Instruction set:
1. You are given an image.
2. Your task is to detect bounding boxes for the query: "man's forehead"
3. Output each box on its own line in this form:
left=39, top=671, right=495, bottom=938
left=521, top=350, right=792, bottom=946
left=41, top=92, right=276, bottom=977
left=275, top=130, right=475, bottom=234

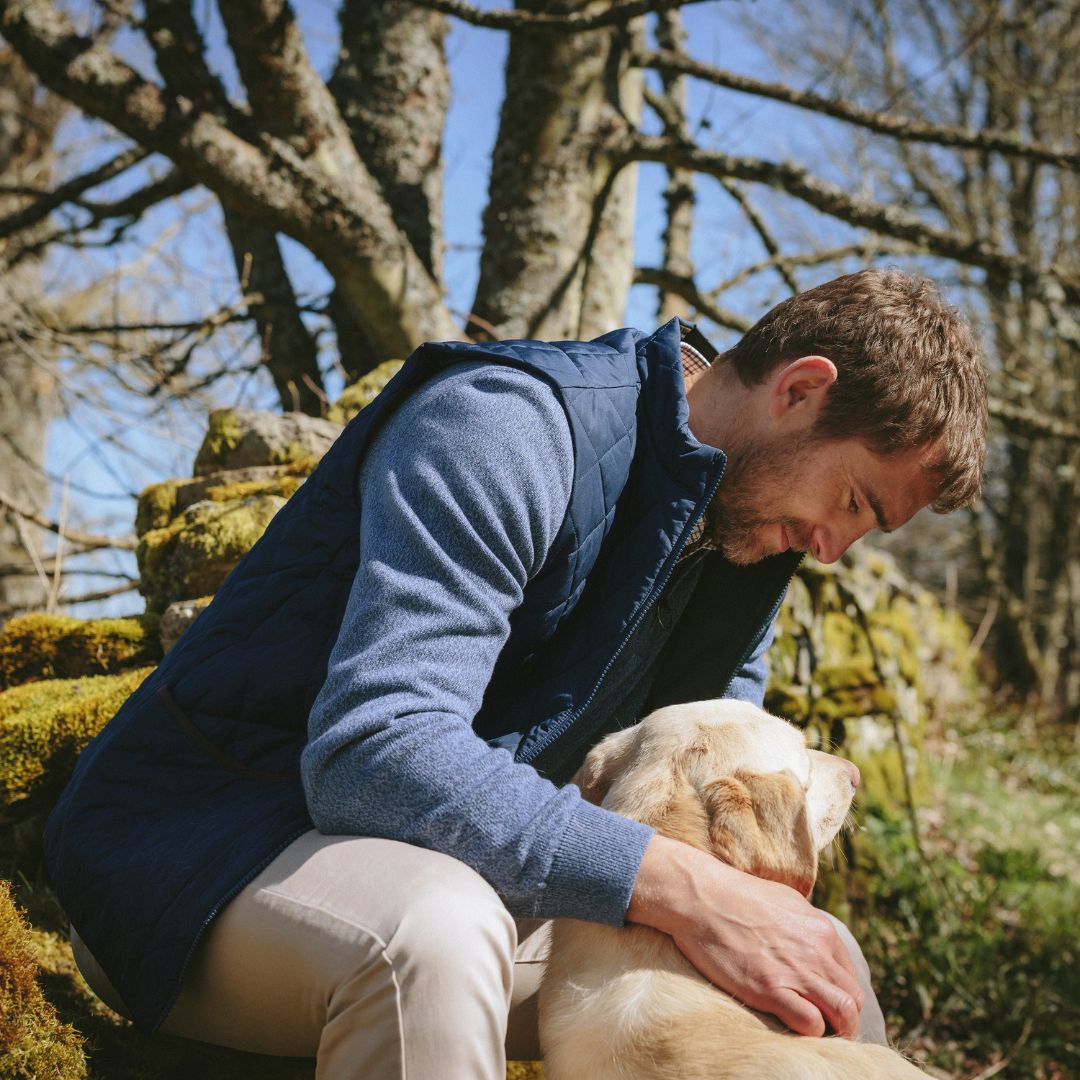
left=846, top=440, right=940, bottom=530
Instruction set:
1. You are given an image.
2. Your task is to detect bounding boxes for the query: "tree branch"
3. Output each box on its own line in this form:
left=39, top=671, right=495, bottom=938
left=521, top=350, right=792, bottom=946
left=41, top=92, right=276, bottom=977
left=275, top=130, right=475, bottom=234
left=216, top=0, right=357, bottom=168
left=406, top=0, right=708, bottom=31
left=633, top=266, right=750, bottom=332
left=637, top=48, right=1080, bottom=171
left=144, top=0, right=324, bottom=414
left=0, top=488, right=137, bottom=549
left=621, top=134, right=1080, bottom=303
left=718, top=178, right=799, bottom=295
left=0, top=0, right=458, bottom=353
left=0, top=142, right=146, bottom=240
left=988, top=397, right=1080, bottom=443
left=708, top=241, right=917, bottom=297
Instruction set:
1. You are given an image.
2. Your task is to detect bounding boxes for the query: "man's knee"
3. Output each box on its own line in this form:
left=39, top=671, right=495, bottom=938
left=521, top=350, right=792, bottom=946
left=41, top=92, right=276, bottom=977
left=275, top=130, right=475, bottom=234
left=384, top=853, right=517, bottom=997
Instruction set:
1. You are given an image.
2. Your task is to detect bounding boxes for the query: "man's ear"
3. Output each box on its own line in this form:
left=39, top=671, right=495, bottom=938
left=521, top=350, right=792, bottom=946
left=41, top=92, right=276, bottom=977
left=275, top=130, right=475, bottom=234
left=768, top=355, right=837, bottom=425
left=571, top=726, right=641, bottom=806
left=702, top=769, right=818, bottom=897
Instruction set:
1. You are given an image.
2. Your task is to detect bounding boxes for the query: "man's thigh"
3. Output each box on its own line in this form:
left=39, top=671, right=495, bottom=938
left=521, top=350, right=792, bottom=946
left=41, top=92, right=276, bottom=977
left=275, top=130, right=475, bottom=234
left=155, top=831, right=518, bottom=1065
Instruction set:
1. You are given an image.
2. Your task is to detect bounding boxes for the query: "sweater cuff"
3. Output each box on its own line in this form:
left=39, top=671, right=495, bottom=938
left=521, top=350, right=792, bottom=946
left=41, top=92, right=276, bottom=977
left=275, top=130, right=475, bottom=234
left=527, top=796, right=654, bottom=925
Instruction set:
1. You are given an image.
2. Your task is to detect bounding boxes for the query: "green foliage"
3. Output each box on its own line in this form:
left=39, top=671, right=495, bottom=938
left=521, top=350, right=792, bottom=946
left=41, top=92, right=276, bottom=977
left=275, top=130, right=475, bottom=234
left=0, top=880, right=87, bottom=1080
left=822, top=706, right=1080, bottom=1079
left=326, top=360, right=404, bottom=425
left=0, top=614, right=161, bottom=691
left=0, top=669, right=154, bottom=822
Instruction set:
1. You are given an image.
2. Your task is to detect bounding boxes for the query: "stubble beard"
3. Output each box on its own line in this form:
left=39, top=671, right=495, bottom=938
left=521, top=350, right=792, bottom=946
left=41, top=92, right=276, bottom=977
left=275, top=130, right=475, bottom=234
left=707, top=432, right=815, bottom=565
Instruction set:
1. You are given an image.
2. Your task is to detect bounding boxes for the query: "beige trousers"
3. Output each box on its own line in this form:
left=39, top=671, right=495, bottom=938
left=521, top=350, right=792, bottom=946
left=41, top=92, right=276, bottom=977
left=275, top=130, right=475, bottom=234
left=72, top=829, right=886, bottom=1079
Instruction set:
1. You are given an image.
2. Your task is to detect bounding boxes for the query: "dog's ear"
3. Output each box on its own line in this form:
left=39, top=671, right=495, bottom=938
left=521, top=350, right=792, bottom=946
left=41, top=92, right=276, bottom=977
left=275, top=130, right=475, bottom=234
left=702, top=769, right=818, bottom=897
left=571, top=726, right=640, bottom=806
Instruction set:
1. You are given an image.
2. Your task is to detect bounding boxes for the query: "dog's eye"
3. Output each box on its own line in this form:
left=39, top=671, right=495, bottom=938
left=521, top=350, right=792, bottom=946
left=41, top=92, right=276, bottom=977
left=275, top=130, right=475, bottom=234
left=848, top=494, right=859, bottom=515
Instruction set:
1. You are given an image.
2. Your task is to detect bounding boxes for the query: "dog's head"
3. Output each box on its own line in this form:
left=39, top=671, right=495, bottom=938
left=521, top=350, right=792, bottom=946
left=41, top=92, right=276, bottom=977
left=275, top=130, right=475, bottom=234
left=572, top=701, right=859, bottom=898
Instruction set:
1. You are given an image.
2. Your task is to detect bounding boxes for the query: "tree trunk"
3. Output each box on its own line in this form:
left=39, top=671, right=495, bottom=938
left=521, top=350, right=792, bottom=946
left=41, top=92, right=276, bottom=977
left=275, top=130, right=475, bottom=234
left=0, top=49, right=61, bottom=621
left=327, top=0, right=450, bottom=376
left=469, top=0, right=642, bottom=340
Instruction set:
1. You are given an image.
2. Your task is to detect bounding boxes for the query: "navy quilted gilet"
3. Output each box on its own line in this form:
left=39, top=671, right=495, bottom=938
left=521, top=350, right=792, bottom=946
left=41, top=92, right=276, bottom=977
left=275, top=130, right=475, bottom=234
left=42, top=319, right=798, bottom=1030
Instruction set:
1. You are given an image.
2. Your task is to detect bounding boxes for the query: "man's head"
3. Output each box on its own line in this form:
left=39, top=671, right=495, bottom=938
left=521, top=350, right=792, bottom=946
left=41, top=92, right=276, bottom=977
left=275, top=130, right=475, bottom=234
left=689, top=268, right=988, bottom=565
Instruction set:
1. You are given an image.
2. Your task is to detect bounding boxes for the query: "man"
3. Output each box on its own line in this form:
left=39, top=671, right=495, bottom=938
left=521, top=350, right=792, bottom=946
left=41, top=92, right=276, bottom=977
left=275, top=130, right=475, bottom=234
left=48, top=268, right=986, bottom=1079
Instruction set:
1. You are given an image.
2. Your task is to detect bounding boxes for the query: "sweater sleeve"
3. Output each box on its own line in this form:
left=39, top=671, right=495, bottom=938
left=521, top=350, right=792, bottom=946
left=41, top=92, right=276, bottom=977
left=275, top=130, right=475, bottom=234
left=301, top=361, right=654, bottom=924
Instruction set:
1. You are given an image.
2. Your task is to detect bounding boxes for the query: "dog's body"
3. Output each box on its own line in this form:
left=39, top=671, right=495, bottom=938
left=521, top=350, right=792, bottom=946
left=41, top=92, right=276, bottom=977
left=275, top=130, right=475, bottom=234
left=539, top=701, right=931, bottom=1080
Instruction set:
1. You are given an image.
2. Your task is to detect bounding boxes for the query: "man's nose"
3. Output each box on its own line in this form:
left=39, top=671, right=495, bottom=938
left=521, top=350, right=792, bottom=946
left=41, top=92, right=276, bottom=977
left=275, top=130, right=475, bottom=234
left=810, top=529, right=848, bottom=564
left=811, top=522, right=868, bottom=564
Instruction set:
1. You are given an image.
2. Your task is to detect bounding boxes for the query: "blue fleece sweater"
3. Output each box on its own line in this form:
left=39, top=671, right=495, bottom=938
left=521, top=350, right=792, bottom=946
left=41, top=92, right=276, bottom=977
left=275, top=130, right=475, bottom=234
left=302, top=362, right=655, bottom=925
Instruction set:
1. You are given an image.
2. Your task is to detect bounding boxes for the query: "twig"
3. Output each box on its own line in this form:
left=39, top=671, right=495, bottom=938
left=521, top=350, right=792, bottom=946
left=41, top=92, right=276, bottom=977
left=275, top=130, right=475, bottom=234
left=406, top=0, right=710, bottom=32
left=11, top=512, right=51, bottom=597
left=46, top=475, right=70, bottom=612
left=0, top=489, right=137, bottom=551
left=54, top=580, right=141, bottom=607
left=833, top=577, right=939, bottom=880
left=966, top=591, right=999, bottom=659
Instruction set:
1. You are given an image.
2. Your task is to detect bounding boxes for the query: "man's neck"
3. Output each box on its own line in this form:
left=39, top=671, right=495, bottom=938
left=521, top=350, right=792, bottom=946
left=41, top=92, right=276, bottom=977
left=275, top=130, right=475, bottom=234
left=685, top=353, right=763, bottom=457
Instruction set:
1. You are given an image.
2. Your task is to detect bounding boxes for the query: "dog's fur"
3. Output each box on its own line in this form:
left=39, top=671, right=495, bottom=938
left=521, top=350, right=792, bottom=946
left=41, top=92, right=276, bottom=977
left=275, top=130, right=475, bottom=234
left=539, top=700, right=931, bottom=1080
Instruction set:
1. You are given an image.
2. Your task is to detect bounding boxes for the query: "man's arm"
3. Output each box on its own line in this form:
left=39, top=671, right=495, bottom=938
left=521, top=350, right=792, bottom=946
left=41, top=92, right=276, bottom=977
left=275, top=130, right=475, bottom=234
left=301, top=362, right=655, bottom=924
left=723, top=614, right=778, bottom=706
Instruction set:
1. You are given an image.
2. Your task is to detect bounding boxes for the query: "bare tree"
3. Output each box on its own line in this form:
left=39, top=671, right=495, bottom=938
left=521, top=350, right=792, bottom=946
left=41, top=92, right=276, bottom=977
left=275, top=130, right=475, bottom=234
left=0, top=0, right=1076, bottom=721
left=734, top=0, right=1080, bottom=714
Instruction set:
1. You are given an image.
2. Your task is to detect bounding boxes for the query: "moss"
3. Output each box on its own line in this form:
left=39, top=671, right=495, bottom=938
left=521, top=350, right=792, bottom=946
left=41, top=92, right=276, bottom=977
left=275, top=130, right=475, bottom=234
left=506, top=1064, right=544, bottom=1079
left=137, top=494, right=287, bottom=613
left=137, top=462, right=313, bottom=537
left=193, top=410, right=333, bottom=478
left=766, top=547, right=975, bottom=820
left=0, top=614, right=161, bottom=691
left=326, top=360, right=404, bottom=425
left=0, top=668, right=153, bottom=822
left=135, top=478, right=183, bottom=536
left=0, top=881, right=88, bottom=1079
left=198, top=473, right=306, bottom=509
left=192, top=409, right=248, bottom=477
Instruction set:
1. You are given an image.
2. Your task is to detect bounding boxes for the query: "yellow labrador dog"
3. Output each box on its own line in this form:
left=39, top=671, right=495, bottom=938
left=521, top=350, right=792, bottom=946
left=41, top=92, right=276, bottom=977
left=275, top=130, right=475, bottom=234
left=539, top=700, right=930, bottom=1080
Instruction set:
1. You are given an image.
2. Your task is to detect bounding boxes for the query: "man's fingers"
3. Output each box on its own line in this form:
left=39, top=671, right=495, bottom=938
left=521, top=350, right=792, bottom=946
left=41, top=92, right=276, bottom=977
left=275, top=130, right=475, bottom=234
left=765, top=988, right=826, bottom=1038
left=804, top=971, right=862, bottom=1039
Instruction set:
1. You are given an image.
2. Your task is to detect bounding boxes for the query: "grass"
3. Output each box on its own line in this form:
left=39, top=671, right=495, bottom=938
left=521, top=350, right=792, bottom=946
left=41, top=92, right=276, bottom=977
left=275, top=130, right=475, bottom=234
left=844, top=705, right=1080, bottom=1079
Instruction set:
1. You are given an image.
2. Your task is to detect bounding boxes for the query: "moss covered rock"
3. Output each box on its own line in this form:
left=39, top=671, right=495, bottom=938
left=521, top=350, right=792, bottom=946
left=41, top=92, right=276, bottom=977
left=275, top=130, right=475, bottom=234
left=193, top=410, right=339, bottom=477
left=0, top=668, right=153, bottom=822
left=137, top=494, right=287, bottom=613
left=0, top=614, right=161, bottom=691
left=766, top=547, right=975, bottom=816
left=326, top=360, right=404, bottom=425
left=0, top=880, right=87, bottom=1079
left=136, top=463, right=314, bottom=537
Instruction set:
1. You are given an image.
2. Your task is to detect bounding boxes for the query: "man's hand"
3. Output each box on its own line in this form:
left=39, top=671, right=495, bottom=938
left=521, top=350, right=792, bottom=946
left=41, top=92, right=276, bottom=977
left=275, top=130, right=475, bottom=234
left=626, top=834, right=864, bottom=1038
